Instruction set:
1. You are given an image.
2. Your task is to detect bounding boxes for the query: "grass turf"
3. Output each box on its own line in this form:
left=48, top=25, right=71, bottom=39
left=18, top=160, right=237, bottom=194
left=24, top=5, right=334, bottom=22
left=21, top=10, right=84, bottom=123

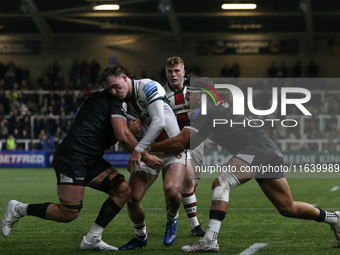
left=0, top=168, right=339, bottom=254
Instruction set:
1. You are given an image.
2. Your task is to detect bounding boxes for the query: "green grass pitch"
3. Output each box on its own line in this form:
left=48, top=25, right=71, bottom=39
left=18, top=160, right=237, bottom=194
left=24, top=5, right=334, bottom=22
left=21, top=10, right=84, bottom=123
left=0, top=168, right=339, bottom=255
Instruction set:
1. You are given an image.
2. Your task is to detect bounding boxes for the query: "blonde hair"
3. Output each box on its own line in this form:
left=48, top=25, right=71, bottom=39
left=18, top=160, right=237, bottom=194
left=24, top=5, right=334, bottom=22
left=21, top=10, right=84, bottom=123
left=165, top=56, right=185, bottom=69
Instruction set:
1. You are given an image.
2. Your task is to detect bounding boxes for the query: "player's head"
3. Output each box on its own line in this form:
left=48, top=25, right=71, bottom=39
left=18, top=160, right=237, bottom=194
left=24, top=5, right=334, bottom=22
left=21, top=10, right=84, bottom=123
left=185, top=75, right=214, bottom=109
left=98, top=65, right=132, bottom=100
left=165, top=56, right=185, bottom=89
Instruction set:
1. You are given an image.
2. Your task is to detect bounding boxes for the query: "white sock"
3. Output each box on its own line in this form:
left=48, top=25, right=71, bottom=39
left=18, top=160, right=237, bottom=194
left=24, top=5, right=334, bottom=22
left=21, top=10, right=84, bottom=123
left=134, top=221, right=147, bottom=240
left=167, top=210, right=179, bottom=223
left=203, top=219, right=222, bottom=244
left=86, top=223, right=104, bottom=242
left=15, top=203, right=28, bottom=217
left=324, top=211, right=339, bottom=225
left=182, top=192, right=200, bottom=229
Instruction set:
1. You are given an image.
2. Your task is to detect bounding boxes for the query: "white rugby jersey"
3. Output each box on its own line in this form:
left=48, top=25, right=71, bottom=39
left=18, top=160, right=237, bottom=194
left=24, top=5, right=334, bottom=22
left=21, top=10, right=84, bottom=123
left=163, top=83, right=190, bottom=130
left=127, top=79, right=180, bottom=153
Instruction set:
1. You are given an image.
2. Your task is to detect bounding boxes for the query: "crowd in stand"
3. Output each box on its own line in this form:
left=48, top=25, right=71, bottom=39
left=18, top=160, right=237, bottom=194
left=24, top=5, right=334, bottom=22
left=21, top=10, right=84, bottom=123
left=0, top=59, right=339, bottom=152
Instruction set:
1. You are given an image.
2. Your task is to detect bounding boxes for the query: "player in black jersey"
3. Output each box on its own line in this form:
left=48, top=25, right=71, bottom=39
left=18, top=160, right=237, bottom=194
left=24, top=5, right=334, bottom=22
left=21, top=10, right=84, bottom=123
left=150, top=78, right=340, bottom=252
left=1, top=88, right=162, bottom=251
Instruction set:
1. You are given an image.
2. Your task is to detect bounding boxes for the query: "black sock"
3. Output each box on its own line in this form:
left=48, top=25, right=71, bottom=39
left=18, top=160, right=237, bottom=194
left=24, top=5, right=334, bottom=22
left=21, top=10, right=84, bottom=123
left=94, top=198, right=121, bottom=228
left=315, top=208, right=326, bottom=222
left=27, top=203, right=52, bottom=219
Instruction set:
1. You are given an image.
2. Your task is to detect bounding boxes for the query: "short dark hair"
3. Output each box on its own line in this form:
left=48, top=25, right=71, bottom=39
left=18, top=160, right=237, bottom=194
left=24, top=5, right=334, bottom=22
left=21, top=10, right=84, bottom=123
left=97, top=65, right=126, bottom=84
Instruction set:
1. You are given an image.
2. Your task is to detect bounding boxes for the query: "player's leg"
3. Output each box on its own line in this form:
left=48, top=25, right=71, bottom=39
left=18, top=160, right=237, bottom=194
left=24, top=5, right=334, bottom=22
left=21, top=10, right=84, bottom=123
left=119, top=169, right=157, bottom=250
left=162, top=159, right=186, bottom=245
left=1, top=162, right=86, bottom=238
left=182, top=157, right=254, bottom=252
left=260, top=177, right=340, bottom=247
left=182, top=150, right=205, bottom=236
left=80, top=166, right=129, bottom=251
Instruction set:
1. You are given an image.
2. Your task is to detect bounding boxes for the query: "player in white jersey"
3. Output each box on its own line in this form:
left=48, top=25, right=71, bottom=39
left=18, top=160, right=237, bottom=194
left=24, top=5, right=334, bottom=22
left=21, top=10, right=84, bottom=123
left=97, top=65, right=186, bottom=249
left=164, top=56, right=205, bottom=237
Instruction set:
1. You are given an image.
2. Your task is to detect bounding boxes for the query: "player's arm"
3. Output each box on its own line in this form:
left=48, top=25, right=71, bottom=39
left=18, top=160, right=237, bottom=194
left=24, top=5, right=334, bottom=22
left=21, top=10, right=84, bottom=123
left=112, top=117, right=163, bottom=170
left=111, top=117, right=139, bottom=152
left=134, top=98, right=165, bottom=153
left=149, top=127, right=205, bottom=152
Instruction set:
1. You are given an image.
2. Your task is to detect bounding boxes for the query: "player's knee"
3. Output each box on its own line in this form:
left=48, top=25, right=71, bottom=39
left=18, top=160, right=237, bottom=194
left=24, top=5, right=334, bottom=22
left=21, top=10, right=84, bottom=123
left=117, top=181, right=131, bottom=201
left=164, top=186, right=180, bottom=202
left=61, top=211, right=79, bottom=223
left=183, top=177, right=195, bottom=190
left=277, top=203, right=296, bottom=218
left=128, top=190, right=142, bottom=205
left=99, top=171, right=125, bottom=194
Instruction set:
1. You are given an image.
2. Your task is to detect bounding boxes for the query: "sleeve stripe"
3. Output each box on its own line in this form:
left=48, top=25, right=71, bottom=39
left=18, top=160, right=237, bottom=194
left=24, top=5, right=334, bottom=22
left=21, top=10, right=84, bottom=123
left=184, top=126, right=199, bottom=133
left=147, top=96, right=165, bottom=106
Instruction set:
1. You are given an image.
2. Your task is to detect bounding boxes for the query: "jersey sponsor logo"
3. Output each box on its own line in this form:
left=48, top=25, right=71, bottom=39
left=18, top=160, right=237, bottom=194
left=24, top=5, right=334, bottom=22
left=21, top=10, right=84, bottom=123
left=143, top=81, right=158, bottom=101
left=175, top=153, right=182, bottom=159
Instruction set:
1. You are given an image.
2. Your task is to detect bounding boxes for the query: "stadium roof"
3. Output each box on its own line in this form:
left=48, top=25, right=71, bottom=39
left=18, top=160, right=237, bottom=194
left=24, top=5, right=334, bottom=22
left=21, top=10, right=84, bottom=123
left=1, top=0, right=340, bottom=48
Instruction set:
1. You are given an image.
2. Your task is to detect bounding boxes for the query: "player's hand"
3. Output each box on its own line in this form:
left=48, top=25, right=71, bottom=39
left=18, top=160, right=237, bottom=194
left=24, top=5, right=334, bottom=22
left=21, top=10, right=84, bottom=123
left=142, top=152, right=163, bottom=170
left=127, top=150, right=142, bottom=173
left=128, top=118, right=143, bottom=135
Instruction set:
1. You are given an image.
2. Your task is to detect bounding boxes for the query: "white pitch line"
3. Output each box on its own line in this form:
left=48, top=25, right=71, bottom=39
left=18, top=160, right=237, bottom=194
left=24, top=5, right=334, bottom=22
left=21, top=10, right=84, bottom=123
left=239, top=243, right=268, bottom=255
left=12, top=177, right=38, bottom=181
left=331, top=186, right=339, bottom=192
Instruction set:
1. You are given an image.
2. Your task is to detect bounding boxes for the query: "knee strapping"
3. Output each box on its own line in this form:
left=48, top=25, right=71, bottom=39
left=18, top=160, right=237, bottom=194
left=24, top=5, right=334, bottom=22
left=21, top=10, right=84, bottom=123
left=59, top=199, right=83, bottom=213
left=99, top=171, right=125, bottom=193
left=211, top=171, right=241, bottom=202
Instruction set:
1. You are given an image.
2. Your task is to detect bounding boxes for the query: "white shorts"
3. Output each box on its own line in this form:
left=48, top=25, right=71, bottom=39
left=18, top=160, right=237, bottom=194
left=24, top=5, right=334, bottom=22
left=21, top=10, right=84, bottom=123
left=137, top=151, right=186, bottom=176
left=187, top=142, right=204, bottom=185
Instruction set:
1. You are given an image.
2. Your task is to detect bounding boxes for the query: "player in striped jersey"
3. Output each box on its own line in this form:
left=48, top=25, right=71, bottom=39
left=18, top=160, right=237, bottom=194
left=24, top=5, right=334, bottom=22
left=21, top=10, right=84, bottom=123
left=97, top=65, right=186, bottom=249
left=164, top=56, right=205, bottom=237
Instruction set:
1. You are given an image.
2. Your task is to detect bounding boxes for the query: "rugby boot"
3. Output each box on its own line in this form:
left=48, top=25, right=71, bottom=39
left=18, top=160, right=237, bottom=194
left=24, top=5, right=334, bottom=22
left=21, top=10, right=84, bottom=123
left=181, top=239, right=219, bottom=252
left=1, top=200, right=23, bottom=237
left=163, top=220, right=177, bottom=245
left=119, top=236, right=148, bottom=250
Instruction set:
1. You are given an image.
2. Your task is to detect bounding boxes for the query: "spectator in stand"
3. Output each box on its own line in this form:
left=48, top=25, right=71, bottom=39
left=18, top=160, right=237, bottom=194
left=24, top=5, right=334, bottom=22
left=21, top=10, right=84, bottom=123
left=19, top=101, right=28, bottom=116
left=0, top=119, right=8, bottom=136
left=38, top=129, right=46, bottom=140
left=292, top=60, right=302, bottom=77
left=220, top=63, right=231, bottom=77
left=70, top=59, right=81, bottom=84
left=267, top=62, right=278, bottom=78
left=40, top=134, right=54, bottom=151
left=6, top=134, right=16, bottom=150
left=10, top=115, right=22, bottom=134
left=70, top=95, right=80, bottom=113
left=276, top=62, right=288, bottom=78
left=41, top=115, right=54, bottom=137
left=39, top=76, right=52, bottom=90
left=0, top=103, right=5, bottom=117
left=64, top=120, right=72, bottom=135
left=0, top=61, right=6, bottom=80
left=59, top=111, right=68, bottom=131
left=55, top=126, right=67, bottom=142
left=21, top=66, right=30, bottom=83
left=231, top=61, right=240, bottom=78
left=5, top=64, right=16, bottom=90
left=81, top=58, right=91, bottom=83
left=307, top=60, right=319, bottom=77
left=22, top=115, right=31, bottom=136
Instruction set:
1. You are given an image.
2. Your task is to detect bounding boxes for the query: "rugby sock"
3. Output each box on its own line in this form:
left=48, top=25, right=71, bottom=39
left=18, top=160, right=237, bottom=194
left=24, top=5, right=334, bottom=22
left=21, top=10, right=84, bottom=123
left=134, top=221, right=147, bottom=240
left=86, top=223, right=104, bottom=242
left=316, top=208, right=338, bottom=224
left=167, top=210, right=179, bottom=223
left=182, top=192, right=200, bottom=229
left=203, top=219, right=222, bottom=244
left=27, top=203, right=52, bottom=219
left=94, top=198, right=121, bottom=228
left=203, top=210, right=226, bottom=244
left=15, top=203, right=28, bottom=217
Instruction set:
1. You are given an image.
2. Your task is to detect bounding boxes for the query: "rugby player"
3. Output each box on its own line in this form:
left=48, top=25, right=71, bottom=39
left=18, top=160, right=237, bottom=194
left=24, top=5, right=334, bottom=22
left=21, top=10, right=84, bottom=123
left=1, top=84, right=162, bottom=251
left=97, top=65, right=186, bottom=249
left=164, top=56, right=205, bottom=236
left=149, top=76, right=340, bottom=252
